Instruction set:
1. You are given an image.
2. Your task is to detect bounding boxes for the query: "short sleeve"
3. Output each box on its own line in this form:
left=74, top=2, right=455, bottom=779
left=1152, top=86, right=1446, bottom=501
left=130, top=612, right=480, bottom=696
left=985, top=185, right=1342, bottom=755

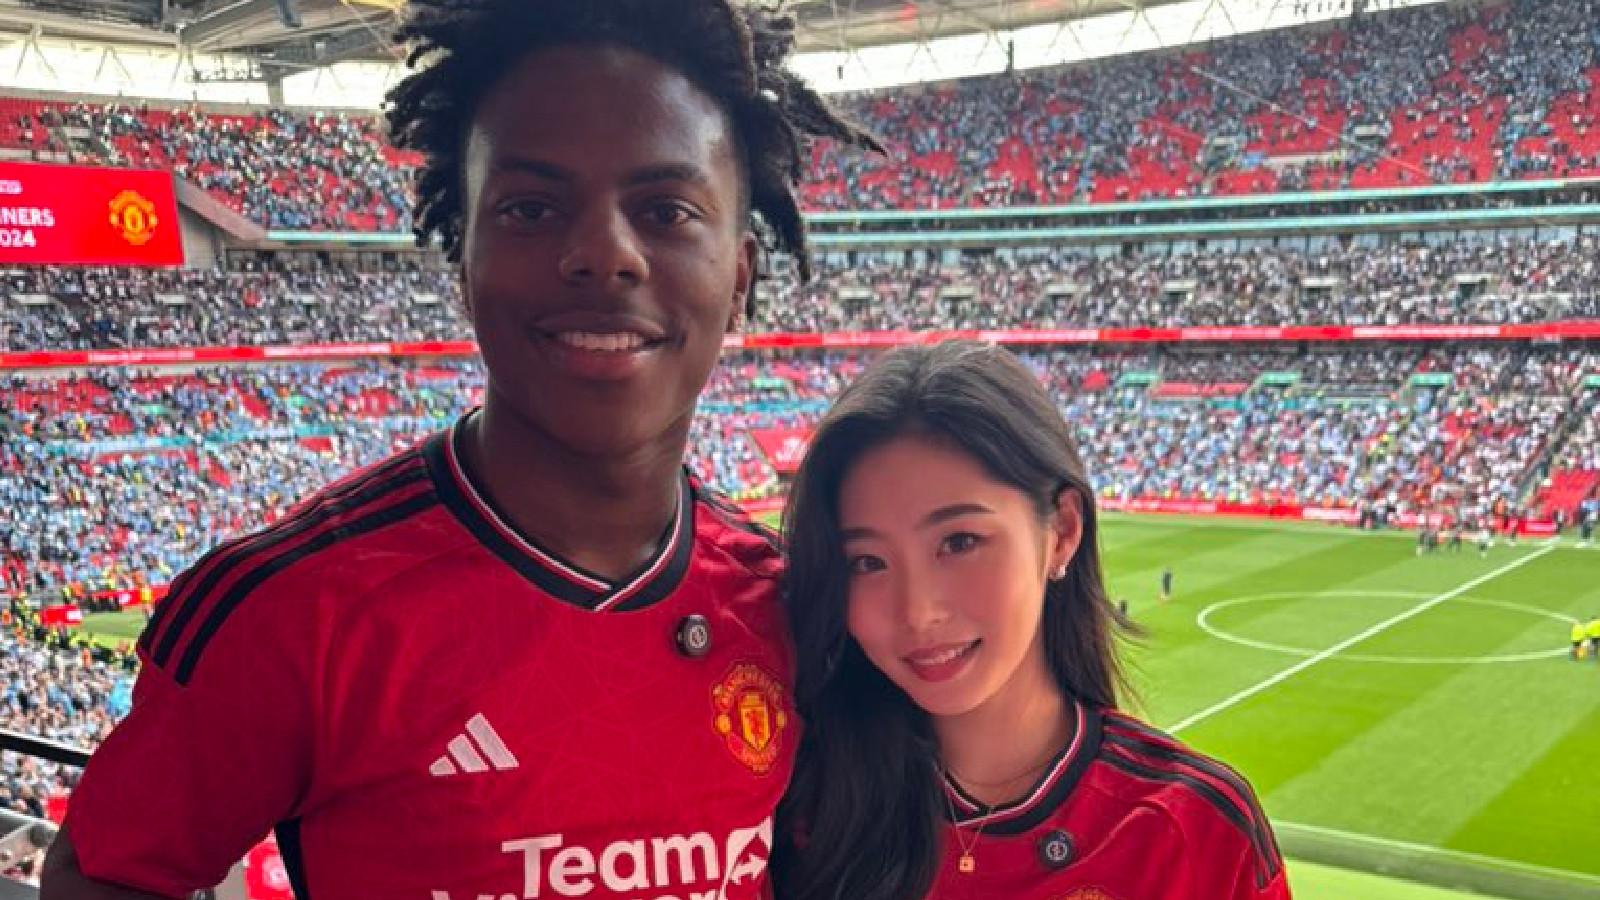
left=63, top=596, right=315, bottom=898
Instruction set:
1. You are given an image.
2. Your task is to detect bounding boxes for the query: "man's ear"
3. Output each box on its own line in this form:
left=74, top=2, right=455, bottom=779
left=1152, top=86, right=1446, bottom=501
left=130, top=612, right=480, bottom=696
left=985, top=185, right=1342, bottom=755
left=457, top=268, right=475, bottom=320
left=729, top=232, right=759, bottom=332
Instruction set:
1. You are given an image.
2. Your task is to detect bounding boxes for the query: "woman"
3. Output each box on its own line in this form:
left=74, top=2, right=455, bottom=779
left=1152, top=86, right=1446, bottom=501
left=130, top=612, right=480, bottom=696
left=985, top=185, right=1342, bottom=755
left=776, top=342, right=1289, bottom=900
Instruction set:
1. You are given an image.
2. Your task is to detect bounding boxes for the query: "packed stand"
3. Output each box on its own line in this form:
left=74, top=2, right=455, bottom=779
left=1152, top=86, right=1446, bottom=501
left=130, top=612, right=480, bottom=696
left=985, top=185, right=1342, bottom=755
left=1, top=363, right=480, bottom=603
left=765, top=240, right=1600, bottom=334
left=0, top=263, right=467, bottom=351
left=9, top=1, right=1600, bottom=220
left=1362, top=348, right=1575, bottom=520
left=0, top=99, right=416, bottom=231
left=8, top=237, right=1600, bottom=354
left=10, top=345, right=1598, bottom=612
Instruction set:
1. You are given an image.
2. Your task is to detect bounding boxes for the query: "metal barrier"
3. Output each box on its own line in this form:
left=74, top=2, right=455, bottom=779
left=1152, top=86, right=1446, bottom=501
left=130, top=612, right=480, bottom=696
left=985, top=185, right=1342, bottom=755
left=0, top=730, right=79, bottom=900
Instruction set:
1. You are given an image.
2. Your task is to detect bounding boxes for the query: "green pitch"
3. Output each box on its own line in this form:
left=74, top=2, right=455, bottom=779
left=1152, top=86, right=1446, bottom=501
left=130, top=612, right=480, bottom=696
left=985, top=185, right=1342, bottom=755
left=78, top=609, right=147, bottom=649
left=747, top=510, right=1600, bottom=900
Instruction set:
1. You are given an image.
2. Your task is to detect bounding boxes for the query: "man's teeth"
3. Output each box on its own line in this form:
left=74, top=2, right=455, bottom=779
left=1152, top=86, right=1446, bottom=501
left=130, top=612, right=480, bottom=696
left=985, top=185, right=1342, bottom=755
left=555, top=331, right=648, bottom=352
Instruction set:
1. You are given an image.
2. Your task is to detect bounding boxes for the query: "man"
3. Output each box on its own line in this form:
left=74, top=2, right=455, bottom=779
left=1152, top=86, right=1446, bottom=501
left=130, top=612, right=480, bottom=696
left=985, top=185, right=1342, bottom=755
left=43, top=2, right=878, bottom=898
left=1574, top=619, right=1589, bottom=662
left=1589, top=615, right=1600, bottom=664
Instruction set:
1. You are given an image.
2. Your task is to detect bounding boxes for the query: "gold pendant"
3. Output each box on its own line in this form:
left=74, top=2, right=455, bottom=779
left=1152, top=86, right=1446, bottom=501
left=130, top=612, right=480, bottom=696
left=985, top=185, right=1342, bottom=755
left=958, top=854, right=976, bottom=874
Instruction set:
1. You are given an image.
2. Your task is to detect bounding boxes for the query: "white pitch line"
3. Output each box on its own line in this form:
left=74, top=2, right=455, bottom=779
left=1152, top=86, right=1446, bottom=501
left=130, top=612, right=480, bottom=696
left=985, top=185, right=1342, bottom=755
left=1167, top=543, right=1557, bottom=735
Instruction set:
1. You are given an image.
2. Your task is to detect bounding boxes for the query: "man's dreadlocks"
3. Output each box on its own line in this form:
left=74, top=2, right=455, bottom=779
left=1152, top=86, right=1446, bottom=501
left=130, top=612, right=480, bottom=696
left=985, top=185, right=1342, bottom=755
left=385, top=0, right=881, bottom=284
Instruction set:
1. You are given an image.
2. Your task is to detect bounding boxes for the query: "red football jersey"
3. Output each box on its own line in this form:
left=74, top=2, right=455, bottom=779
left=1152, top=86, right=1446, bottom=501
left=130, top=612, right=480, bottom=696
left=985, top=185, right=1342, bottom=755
left=66, top=417, right=794, bottom=900
left=931, top=701, right=1290, bottom=900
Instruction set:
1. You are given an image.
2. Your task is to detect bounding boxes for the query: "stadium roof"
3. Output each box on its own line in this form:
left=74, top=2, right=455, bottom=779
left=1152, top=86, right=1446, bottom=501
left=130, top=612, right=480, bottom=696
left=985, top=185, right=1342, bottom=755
left=0, top=0, right=1446, bottom=104
left=791, top=0, right=1189, bottom=52
left=0, top=0, right=1191, bottom=60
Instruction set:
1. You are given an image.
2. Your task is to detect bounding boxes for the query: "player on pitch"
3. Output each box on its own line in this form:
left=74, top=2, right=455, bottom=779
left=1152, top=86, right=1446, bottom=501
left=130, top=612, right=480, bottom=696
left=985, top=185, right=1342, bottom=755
left=43, top=1, right=876, bottom=897
left=774, top=342, right=1290, bottom=900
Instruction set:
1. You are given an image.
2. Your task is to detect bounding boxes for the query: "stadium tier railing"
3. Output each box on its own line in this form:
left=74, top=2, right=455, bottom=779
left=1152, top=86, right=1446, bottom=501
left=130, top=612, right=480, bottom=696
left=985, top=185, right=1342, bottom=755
left=0, top=732, right=73, bottom=899
left=4, top=322, right=1600, bottom=371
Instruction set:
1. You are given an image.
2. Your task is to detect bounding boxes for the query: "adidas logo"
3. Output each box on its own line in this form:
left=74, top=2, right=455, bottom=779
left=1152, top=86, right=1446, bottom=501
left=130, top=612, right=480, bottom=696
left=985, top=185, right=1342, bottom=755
left=429, top=713, right=519, bottom=776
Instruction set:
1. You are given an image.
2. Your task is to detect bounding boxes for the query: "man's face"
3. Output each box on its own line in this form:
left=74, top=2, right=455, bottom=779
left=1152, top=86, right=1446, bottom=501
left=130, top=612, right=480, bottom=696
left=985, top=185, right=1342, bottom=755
left=460, top=44, right=756, bottom=456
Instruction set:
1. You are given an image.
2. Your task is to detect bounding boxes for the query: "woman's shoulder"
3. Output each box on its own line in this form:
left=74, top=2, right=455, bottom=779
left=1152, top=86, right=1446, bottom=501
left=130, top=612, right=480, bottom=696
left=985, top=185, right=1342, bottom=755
left=1089, top=710, right=1283, bottom=882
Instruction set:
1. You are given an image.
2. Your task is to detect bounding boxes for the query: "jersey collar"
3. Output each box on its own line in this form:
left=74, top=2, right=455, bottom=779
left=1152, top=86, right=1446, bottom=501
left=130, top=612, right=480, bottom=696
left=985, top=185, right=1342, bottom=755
left=423, top=415, right=695, bottom=612
left=942, top=698, right=1104, bottom=836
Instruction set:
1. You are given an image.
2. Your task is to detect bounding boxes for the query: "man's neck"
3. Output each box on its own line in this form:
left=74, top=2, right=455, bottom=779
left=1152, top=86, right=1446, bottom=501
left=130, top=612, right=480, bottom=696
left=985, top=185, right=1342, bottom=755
left=464, top=398, right=687, bottom=583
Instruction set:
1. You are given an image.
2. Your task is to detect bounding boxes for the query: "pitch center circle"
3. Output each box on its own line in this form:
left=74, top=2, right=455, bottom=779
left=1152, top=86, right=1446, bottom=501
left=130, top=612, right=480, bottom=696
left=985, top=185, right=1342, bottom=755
left=1196, top=591, right=1575, bottom=664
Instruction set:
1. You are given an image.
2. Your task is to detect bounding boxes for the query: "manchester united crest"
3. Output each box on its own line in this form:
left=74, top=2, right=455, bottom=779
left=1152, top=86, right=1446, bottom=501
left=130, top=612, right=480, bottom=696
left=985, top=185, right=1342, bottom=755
left=711, top=663, right=788, bottom=775
left=107, top=190, right=159, bottom=246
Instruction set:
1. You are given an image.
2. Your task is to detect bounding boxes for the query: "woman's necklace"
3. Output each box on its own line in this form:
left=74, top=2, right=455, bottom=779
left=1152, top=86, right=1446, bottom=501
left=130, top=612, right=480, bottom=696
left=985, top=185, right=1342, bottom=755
left=941, top=747, right=1062, bottom=873
left=942, top=785, right=989, bottom=874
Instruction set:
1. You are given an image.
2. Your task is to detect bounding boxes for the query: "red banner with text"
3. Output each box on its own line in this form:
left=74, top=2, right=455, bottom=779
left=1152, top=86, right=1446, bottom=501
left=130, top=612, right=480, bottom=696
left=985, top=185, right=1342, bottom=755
left=37, top=605, right=84, bottom=627
left=749, top=427, right=814, bottom=475
left=0, top=162, right=183, bottom=266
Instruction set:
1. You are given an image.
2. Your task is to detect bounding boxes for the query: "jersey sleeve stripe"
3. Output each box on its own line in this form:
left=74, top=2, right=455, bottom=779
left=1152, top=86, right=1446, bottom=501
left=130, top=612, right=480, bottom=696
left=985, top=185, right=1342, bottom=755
left=1099, top=745, right=1281, bottom=888
left=141, top=452, right=425, bottom=664
left=146, top=461, right=430, bottom=671
left=172, top=487, right=439, bottom=685
left=1103, top=717, right=1277, bottom=849
left=1103, top=728, right=1258, bottom=818
left=1101, top=730, right=1284, bottom=884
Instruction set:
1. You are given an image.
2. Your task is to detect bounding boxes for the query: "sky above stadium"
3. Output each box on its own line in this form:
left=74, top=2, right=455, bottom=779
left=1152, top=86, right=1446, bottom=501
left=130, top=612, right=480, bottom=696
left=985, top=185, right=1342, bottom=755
left=0, top=0, right=1454, bottom=107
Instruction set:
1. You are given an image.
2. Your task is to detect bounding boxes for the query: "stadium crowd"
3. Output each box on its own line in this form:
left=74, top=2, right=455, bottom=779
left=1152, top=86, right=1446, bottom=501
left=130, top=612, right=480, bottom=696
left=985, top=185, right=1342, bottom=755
left=0, top=263, right=464, bottom=351
left=9, top=0, right=1600, bottom=221
left=5, top=100, right=415, bottom=231
left=6, top=236, right=1600, bottom=352
left=1, top=364, right=479, bottom=601
left=6, top=346, right=1596, bottom=617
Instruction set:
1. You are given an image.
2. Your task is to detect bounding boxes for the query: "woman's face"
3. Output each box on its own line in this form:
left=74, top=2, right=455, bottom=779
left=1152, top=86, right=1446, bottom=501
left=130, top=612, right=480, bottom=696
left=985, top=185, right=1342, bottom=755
left=838, top=434, right=1081, bottom=719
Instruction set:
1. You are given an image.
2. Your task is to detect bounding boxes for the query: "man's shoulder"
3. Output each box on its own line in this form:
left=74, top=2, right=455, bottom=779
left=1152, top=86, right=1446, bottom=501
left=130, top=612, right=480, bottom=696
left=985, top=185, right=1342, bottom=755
left=137, top=444, right=446, bottom=686
left=689, top=479, right=783, bottom=583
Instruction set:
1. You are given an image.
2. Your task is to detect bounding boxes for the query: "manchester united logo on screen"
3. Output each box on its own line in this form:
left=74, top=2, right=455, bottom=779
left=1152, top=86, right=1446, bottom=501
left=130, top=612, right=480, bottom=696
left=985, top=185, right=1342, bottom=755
left=107, top=190, right=160, bottom=246
left=711, top=663, right=788, bottom=775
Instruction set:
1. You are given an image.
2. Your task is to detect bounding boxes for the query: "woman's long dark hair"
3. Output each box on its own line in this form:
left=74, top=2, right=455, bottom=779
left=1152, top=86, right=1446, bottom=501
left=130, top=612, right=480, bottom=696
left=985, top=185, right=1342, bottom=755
left=773, top=342, right=1133, bottom=900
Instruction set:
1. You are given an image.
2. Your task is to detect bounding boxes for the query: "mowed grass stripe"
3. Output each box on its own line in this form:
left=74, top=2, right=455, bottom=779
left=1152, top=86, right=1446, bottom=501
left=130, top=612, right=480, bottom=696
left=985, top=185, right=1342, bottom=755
left=1170, top=544, right=1599, bottom=882
left=1431, top=546, right=1600, bottom=875
left=1446, top=703, right=1600, bottom=876
left=1256, top=640, right=1597, bottom=866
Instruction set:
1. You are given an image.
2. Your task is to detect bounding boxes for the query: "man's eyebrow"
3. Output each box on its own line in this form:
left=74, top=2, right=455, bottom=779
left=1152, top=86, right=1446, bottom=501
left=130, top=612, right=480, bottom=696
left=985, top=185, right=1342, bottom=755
left=489, top=157, right=575, bottom=181
left=488, top=158, right=712, bottom=190
left=623, top=163, right=714, bottom=189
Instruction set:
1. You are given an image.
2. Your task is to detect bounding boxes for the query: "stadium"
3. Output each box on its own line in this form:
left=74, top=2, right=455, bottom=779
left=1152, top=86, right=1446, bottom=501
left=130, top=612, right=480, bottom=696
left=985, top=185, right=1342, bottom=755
left=0, top=0, right=1598, bottom=897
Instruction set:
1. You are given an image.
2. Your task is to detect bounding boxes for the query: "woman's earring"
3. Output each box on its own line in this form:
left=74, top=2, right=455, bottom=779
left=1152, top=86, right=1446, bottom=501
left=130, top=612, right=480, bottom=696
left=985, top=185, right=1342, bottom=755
left=1050, top=563, right=1069, bottom=581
